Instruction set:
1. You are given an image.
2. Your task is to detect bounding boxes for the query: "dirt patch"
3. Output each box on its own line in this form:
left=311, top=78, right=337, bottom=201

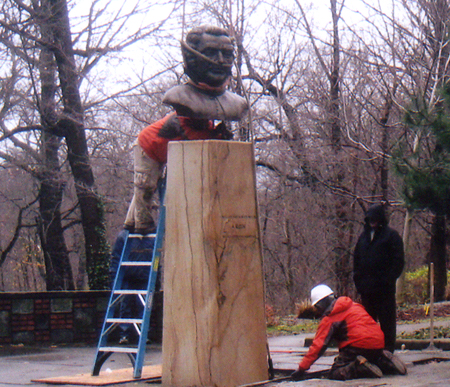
left=398, top=303, right=450, bottom=321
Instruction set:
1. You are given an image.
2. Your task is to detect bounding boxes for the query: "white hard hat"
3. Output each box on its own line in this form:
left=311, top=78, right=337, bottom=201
left=311, top=284, right=334, bottom=306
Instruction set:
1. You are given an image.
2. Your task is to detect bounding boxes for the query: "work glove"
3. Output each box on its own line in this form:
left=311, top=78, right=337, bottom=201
left=158, top=114, right=185, bottom=139
left=290, top=368, right=305, bottom=381
left=215, top=121, right=233, bottom=140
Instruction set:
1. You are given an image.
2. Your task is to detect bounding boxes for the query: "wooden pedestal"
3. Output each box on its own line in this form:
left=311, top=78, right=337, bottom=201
left=162, top=140, right=268, bottom=387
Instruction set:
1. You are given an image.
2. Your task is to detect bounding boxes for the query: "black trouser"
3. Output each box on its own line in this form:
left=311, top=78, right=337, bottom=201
left=329, top=347, right=383, bottom=380
left=360, top=289, right=397, bottom=352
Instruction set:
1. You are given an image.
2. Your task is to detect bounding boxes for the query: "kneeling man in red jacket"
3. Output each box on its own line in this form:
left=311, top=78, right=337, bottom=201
left=292, top=284, right=407, bottom=381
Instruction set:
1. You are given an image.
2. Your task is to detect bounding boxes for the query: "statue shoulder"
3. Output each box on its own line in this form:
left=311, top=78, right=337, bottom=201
left=162, top=84, right=248, bottom=121
left=162, top=85, right=190, bottom=105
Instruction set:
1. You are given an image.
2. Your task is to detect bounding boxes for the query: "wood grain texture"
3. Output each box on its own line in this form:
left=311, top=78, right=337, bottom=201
left=162, top=140, right=268, bottom=387
left=32, top=365, right=162, bottom=385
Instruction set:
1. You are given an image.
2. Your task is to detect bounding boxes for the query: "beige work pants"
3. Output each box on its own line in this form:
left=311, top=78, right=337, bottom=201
left=124, top=141, right=163, bottom=233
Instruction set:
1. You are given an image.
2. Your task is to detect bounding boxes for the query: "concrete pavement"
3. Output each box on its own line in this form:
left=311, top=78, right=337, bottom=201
left=0, top=344, right=162, bottom=387
left=267, top=330, right=450, bottom=387
left=2, top=320, right=450, bottom=387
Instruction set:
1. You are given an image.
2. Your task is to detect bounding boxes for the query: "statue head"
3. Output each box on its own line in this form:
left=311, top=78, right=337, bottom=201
left=181, top=25, right=235, bottom=88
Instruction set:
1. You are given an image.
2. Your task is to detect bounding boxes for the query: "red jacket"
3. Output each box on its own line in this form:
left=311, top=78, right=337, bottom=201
left=138, top=113, right=226, bottom=164
left=298, top=297, right=384, bottom=371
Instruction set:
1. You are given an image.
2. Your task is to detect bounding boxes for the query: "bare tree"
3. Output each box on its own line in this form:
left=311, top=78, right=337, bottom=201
left=355, top=0, right=450, bottom=301
left=0, top=0, right=178, bottom=289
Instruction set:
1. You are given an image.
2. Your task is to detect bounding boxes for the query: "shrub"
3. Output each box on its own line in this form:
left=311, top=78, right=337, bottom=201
left=402, top=266, right=450, bottom=304
left=398, top=326, right=450, bottom=340
left=403, top=266, right=429, bottom=304
left=265, top=304, right=279, bottom=327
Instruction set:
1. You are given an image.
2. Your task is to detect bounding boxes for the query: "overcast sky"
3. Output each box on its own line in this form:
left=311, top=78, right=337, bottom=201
left=69, top=0, right=399, bottom=96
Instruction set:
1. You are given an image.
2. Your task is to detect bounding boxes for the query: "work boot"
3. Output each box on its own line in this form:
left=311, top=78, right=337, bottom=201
left=356, top=355, right=383, bottom=378
left=378, top=350, right=407, bottom=375
left=123, top=224, right=135, bottom=233
left=134, top=219, right=156, bottom=235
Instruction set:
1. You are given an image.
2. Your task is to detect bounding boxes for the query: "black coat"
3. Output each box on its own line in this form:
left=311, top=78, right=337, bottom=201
left=353, top=205, right=405, bottom=295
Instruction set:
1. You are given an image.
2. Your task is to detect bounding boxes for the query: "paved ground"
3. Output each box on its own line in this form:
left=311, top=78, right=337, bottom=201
left=267, top=332, right=450, bottom=387
left=2, top=319, right=450, bottom=387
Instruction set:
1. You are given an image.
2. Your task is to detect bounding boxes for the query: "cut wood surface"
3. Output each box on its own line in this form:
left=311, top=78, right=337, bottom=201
left=31, top=365, right=162, bottom=385
left=163, top=140, right=268, bottom=387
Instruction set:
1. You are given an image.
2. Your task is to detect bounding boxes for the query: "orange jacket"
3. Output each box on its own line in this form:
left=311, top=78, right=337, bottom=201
left=138, top=113, right=226, bottom=164
left=298, top=297, right=384, bottom=371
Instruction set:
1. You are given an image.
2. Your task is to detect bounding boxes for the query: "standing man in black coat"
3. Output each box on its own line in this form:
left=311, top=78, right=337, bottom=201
left=353, top=204, right=405, bottom=353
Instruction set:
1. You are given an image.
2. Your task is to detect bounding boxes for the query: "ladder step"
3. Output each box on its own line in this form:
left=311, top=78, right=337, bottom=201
left=121, top=261, right=152, bottom=267
left=106, top=318, right=143, bottom=324
left=113, top=290, right=148, bottom=295
left=128, top=233, right=156, bottom=238
left=99, top=346, right=138, bottom=354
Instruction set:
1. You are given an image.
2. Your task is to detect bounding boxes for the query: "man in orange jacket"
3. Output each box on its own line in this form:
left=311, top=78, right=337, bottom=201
left=291, top=285, right=407, bottom=381
left=123, top=25, right=247, bottom=234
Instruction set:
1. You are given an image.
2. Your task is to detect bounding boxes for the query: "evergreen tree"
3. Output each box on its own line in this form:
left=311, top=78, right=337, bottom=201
left=393, top=85, right=450, bottom=301
left=395, top=87, right=450, bottom=214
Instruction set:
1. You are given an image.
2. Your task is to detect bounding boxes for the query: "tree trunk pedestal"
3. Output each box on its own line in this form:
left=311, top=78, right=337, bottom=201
left=162, top=140, right=268, bottom=387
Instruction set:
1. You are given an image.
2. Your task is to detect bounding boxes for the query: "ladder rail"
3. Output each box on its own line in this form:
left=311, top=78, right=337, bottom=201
left=132, top=204, right=166, bottom=378
left=94, top=244, right=130, bottom=351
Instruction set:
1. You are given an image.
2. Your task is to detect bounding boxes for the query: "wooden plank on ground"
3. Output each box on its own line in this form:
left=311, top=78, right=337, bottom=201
left=31, top=364, right=161, bottom=385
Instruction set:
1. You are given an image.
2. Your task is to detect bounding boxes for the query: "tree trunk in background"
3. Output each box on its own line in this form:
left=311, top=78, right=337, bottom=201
left=42, top=0, right=109, bottom=289
left=429, top=214, right=447, bottom=301
left=37, top=6, right=74, bottom=290
left=38, top=134, right=74, bottom=290
left=397, top=209, right=413, bottom=303
left=329, top=0, right=352, bottom=295
left=230, top=7, right=250, bottom=142
left=329, top=0, right=341, bottom=152
left=380, top=89, right=396, bottom=203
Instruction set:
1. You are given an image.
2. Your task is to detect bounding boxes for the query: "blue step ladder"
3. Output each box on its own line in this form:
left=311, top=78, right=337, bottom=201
left=92, top=187, right=165, bottom=379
